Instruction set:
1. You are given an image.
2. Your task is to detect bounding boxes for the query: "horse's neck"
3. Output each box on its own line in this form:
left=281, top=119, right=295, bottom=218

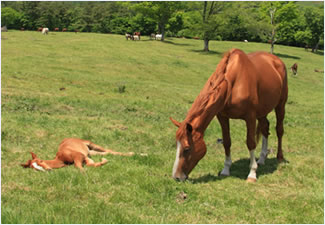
left=186, top=79, right=229, bottom=134
left=43, top=158, right=66, bottom=169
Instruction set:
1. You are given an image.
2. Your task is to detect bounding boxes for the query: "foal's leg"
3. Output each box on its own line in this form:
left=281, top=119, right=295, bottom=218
left=257, top=117, right=270, bottom=165
left=217, top=115, right=232, bottom=176
left=275, top=103, right=286, bottom=162
left=245, top=116, right=258, bottom=182
left=85, top=157, right=108, bottom=168
left=73, top=153, right=86, bottom=172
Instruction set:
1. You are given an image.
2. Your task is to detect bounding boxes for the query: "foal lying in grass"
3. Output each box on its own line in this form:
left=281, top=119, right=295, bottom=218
left=21, top=138, right=135, bottom=172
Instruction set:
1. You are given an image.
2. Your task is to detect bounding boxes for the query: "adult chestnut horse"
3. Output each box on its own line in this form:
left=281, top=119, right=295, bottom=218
left=170, top=48, right=288, bottom=182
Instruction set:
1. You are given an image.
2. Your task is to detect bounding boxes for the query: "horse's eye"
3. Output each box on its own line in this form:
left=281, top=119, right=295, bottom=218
left=183, top=147, right=190, bottom=153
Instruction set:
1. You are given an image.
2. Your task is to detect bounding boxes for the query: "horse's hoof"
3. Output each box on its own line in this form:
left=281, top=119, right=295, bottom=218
left=246, top=177, right=257, bottom=183
left=218, top=171, right=229, bottom=177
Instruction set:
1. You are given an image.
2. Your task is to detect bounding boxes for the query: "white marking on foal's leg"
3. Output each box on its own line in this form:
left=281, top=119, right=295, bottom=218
left=220, top=155, right=232, bottom=176
left=172, top=141, right=181, bottom=177
left=247, top=150, right=258, bottom=181
left=257, top=136, right=268, bottom=165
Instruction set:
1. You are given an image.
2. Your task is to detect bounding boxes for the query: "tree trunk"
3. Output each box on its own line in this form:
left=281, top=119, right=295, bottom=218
left=203, top=38, right=209, bottom=51
left=312, top=41, right=319, bottom=53
left=161, top=25, right=165, bottom=41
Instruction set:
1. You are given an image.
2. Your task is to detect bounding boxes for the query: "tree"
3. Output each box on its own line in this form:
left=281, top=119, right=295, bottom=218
left=304, top=7, right=324, bottom=52
left=1, top=7, right=21, bottom=28
left=201, top=1, right=228, bottom=51
left=133, top=2, right=182, bottom=41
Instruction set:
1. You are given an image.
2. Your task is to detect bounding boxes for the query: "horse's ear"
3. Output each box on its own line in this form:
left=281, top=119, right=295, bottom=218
left=186, top=123, right=193, bottom=134
left=170, top=117, right=181, bottom=127
left=30, top=152, right=37, bottom=159
left=21, top=160, right=31, bottom=168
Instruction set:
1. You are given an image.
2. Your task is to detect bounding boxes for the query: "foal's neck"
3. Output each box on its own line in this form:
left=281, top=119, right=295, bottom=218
left=43, top=158, right=66, bottom=169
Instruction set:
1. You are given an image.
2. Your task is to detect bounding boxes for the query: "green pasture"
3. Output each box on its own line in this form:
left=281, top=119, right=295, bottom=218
left=1, top=31, right=324, bottom=223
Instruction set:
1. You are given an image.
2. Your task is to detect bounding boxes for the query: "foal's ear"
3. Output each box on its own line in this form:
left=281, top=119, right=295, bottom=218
left=186, top=123, right=193, bottom=134
left=21, top=160, right=31, bottom=168
left=30, top=152, right=38, bottom=159
left=170, top=117, right=181, bottom=127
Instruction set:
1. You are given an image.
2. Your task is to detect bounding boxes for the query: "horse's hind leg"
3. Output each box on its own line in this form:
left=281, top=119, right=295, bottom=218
left=275, top=103, right=286, bottom=162
left=257, top=117, right=270, bottom=165
left=217, top=115, right=232, bottom=176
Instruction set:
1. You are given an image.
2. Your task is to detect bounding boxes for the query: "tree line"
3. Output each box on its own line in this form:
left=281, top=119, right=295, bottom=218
left=1, top=1, right=324, bottom=52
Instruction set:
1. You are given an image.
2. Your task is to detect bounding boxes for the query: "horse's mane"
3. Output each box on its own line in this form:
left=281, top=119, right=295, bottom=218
left=185, top=49, right=238, bottom=123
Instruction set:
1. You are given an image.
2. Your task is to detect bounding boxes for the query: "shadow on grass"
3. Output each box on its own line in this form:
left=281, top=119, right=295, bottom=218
left=190, top=157, right=282, bottom=184
left=189, top=49, right=222, bottom=55
left=161, top=40, right=192, bottom=46
left=274, top=53, right=300, bottom=59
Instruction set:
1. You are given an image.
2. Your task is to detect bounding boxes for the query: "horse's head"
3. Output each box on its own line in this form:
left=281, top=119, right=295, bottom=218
left=21, top=152, right=51, bottom=171
left=170, top=117, right=206, bottom=181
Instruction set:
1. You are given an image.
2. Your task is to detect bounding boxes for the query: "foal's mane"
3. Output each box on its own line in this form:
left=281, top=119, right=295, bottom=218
left=184, top=49, right=237, bottom=124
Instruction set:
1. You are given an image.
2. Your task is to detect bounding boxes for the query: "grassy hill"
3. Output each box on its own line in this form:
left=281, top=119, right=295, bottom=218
left=1, top=31, right=324, bottom=223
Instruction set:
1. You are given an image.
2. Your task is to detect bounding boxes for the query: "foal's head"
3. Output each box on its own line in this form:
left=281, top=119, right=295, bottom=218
left=170, top=117, right=206, bottom=181
left=21, top=152, right=51, bottom=171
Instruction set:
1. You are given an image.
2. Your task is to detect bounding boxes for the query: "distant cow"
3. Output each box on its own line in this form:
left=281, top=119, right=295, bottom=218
left=62, top=28, right=67, bottom=32
left=74, top=29, right=79, bottom=33
left=244, top=40, right=248, bottom=43
left=193, top=37, right=200, bottom=40
left=291, top=63, right=298, bottom=76
left=42, top=28, right=49, bottom=35
left=21, top=28, right=25, bottom=31
left=133, top=32, right=141, bottom=40
left=37, top=27, right=43, bottom=32
left=54, top=28, right=59, bottom=32
left=156, top=34, right=162, bottom=40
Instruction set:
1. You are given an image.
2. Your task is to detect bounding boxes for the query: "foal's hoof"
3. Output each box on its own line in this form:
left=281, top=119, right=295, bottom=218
left=246, top=177, right=257, bottom=183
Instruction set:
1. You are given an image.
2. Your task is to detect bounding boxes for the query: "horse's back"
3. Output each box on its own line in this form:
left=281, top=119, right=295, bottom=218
left=248, top=51, right=287, bottom=117
left=222, top=49, right=287, bottom=118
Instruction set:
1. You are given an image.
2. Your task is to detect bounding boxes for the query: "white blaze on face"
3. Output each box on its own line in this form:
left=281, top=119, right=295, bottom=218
left=172, top=141, right=182, bottom=177
left=32, top=162, right=46, bottom=172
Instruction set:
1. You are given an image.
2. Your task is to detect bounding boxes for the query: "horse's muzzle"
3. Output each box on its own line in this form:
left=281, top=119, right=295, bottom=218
left=173, top=174, right=188, bottom=182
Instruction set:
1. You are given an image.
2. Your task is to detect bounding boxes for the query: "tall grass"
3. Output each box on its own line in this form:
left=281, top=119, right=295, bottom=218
left=1, top=31, right=324, bottom=223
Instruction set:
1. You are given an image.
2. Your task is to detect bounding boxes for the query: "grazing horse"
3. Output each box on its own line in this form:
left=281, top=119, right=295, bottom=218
left=170, top=48, right=288, bottom=182
left=291, top=63, right=298, bottom=76
left=21, top=138, right=135, bottom=172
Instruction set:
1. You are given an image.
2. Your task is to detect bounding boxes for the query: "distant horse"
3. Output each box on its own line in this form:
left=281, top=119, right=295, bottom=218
left=125, top=33, right=133, bottom=40
left=291, top=63, right=298, bottom=76
left=156, top=34, right=162, bottom=40
left=42, top=28, right=49, bottom=35
left=133, top=32, right=141, bottom=40
left=170, top=48, right=288, bottom=182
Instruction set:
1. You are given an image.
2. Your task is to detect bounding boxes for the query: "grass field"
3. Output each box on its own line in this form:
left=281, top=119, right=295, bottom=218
left=1, top=31, right=324, bottom=224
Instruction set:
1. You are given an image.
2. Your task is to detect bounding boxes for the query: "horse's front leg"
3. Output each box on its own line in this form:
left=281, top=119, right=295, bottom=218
left=217, top=115, right=232, bottom=176
left=245, top=116, right=258, bottom=182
